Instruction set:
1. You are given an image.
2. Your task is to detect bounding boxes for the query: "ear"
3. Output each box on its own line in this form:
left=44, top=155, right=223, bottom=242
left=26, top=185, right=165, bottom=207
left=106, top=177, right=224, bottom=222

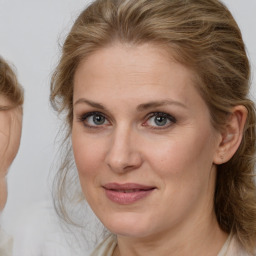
left=213, top=105, right=247, bottom=165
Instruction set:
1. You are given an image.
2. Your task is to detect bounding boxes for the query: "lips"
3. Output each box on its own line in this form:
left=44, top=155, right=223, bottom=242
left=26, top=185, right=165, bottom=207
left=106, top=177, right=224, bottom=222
left=103, top=183, right=156, bottom=205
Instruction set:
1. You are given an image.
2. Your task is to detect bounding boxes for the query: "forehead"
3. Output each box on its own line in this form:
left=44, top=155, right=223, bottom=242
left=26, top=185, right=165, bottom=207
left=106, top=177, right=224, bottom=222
left=73, top=43, right=203, bottom=110
left=73, top=43, right=198, bottom=99
left=72, top=43, right=212, bottom=127
left=0, top=94, right=13, bottom=108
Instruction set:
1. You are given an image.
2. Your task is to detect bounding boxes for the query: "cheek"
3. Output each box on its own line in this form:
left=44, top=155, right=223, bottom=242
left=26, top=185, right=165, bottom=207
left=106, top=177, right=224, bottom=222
left=10, top=118, right=22, bottom=160
left=72, top=130, right=106, bottom=182
left=0, top=111, right=22, bottom=173
left=72, top=130, right=109, bottom=208
left=0, top=177, right=7, bottom=211
left=145, top=127, right=216, bottom=180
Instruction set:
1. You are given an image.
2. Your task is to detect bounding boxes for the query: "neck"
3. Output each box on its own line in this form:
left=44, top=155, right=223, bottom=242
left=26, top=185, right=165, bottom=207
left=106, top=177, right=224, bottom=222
left=113, top=212, right=227, bottom=256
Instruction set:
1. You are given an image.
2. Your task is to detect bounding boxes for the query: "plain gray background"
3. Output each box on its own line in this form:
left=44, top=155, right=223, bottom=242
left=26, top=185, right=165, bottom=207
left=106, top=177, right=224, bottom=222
left=0, top=0, right=255, bottom=242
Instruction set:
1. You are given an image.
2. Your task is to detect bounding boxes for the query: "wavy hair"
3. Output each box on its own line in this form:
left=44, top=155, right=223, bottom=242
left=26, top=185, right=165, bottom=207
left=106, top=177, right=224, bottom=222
left=51, top=0, right=256, bottom=253
left=0, top=56, right=23, bottom=109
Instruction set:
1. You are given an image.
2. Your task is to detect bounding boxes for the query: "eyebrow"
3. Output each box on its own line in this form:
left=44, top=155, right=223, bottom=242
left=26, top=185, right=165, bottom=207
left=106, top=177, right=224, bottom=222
left=0, top=105, right=12, bottom=111
left=74, top=98, right=187, bottom=111
left=74, top=98, right=106, bottom=110
left=136, top=100, right=187, bottom=111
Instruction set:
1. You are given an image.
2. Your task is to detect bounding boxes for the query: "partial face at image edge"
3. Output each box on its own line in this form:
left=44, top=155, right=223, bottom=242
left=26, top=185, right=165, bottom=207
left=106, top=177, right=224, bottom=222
left=0, top=95, right=22, bottom=211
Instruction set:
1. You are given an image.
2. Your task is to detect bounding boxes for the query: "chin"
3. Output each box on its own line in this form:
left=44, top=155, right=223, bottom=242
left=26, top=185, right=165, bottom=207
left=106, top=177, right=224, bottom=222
left=102, top=212, right=154, bottom=238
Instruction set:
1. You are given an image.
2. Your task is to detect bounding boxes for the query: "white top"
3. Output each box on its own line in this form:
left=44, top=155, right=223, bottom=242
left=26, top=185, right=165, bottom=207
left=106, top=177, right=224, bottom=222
left=91, top=234, right=252, bottom=256
left=0, top=229, right=12, bottom=256
left=218, top=234, right=251, bottom=256
left=90, top=235, right=117, bottom=256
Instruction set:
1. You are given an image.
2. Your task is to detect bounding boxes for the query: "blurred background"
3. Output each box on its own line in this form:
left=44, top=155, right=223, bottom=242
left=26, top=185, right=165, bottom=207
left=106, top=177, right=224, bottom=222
left=0, top=0, right=87, bottom=233
left=0, top=0, right=255, bottom=253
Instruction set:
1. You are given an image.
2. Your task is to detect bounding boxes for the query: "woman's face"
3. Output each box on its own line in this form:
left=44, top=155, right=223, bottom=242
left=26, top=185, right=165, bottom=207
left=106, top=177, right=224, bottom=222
left=0, top=95, right=22, bottom=210
left=72, top=43, right=222, bottom=239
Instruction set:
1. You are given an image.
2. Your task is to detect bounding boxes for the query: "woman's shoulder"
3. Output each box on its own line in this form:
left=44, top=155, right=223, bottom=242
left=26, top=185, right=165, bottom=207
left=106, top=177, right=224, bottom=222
left=90, top=235, right=117, bottom=256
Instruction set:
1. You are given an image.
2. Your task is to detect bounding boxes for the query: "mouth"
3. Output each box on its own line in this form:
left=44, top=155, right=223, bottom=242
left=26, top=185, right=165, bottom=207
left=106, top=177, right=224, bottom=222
left=102, top=183, right=156, bottom=205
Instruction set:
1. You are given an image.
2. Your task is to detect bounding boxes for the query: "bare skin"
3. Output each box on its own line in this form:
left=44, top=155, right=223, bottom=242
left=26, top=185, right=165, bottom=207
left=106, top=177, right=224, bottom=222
left=0, top=95, right=22, bottom=210
left=73, top=43, right=247, bottom=256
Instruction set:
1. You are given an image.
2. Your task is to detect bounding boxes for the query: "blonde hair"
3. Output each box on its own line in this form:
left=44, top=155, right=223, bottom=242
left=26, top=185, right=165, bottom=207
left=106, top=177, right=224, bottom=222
left=51, top=0, right=256, bottom=253
left=0, top=56, right=24, bottom=109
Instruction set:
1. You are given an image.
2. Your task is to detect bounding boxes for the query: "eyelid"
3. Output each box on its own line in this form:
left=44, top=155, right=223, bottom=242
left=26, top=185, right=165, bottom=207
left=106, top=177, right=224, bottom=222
left=147, top=112, right=176, bottom=122
left=77, top=111, right=111, bottom=128
left=143, top=112, right=177, bottom=129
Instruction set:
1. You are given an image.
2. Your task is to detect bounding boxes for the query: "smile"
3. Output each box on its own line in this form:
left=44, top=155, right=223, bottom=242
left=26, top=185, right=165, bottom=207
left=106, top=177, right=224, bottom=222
left=103, top=183, right=156, bottom=205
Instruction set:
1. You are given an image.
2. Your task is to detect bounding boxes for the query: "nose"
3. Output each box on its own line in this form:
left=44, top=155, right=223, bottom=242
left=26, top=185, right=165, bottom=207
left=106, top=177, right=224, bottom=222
left=105, top=126, right=143, bottom=173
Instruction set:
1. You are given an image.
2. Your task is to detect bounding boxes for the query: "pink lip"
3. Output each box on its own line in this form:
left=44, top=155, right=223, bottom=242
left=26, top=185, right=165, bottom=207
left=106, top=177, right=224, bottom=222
left=103, top=183, right=156, bottom=205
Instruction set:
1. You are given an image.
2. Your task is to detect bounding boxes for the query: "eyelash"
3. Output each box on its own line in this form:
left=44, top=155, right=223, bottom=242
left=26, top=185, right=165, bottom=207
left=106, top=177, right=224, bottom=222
left=78, top=111, right=110, bottom=129
left=77, top=111, right=176, bottom=129
left=143, top=112, right=177, bottom=129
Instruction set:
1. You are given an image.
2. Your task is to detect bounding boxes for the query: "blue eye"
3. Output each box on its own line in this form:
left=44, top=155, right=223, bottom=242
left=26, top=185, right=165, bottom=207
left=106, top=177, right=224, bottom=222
left=146, top=112, right=176, bottom=128
left=79, top=112, right=109, bottom=127
left=153, top=115, right=168, bottom=126
left=91, top=114, right=106, bottom=125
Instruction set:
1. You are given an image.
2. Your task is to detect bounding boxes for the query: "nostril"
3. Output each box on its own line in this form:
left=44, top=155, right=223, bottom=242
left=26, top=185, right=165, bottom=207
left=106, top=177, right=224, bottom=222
left=105, top=133, right=143, bottom=173
left=106, top=155, right=143, bottom=173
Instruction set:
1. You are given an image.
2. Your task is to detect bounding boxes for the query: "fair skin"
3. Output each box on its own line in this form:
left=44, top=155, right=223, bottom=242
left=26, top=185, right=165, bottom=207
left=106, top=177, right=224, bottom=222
left=72, top=43, right=247, bottom=256
left=0, top=95, right=22, bottom=211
